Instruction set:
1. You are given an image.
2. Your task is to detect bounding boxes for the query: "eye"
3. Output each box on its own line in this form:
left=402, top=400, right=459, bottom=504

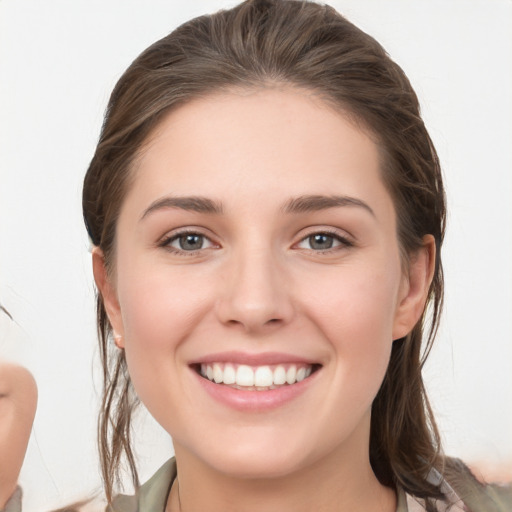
left=162, top=231, right=215, bottom=252
left=296, top=232, right=352, bottom=251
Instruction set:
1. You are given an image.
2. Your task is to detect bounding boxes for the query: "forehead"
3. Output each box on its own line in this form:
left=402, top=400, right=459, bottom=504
left=124, top=87, right=391, bottom=218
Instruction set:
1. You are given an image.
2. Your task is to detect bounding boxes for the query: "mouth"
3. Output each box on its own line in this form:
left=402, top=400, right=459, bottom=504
left=193, top=362, right=321, bottom=391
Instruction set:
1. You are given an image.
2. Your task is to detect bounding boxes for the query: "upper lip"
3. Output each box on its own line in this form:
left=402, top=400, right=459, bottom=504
left=188, top=351, right=320, bottom=366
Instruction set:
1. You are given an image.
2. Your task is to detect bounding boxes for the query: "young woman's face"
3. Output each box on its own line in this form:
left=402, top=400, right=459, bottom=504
left=98, top=88, right=426, bottom=479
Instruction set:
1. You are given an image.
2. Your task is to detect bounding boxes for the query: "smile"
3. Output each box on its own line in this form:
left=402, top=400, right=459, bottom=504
left=199, top=363, right=315, bottom=390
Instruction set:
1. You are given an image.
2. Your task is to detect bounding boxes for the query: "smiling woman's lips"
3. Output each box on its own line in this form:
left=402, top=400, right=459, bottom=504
left=188, top=352, right=322, bottom=411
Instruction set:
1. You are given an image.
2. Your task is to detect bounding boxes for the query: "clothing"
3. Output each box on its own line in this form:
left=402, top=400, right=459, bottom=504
left=108, top=459, right=177, bottom=512
left=108, top=458, right=512, bottom=512
left=3, top=459, right=511, bottom=511
left=1, top=487, right=21, bottom=512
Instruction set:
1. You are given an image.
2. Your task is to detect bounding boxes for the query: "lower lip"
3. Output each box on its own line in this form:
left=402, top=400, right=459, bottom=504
left=192, top=367, right=320, bottom=412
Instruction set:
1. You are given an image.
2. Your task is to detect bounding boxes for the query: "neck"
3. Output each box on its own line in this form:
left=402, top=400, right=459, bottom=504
left=167, top=441, right=396, bottom=512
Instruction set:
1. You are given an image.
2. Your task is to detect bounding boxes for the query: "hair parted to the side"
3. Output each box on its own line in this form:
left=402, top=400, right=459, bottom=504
left=83, top=0, right=446, bottom=504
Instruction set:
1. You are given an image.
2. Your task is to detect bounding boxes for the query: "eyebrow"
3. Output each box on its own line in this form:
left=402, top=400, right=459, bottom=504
left=283, top=195, right=375, bottom=217
left=140, top=196, right=223, bottom=220
left=140, top=193, right=374, bottom=221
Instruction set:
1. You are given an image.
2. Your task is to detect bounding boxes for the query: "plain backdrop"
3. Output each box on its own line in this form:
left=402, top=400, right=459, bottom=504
left=1, top=1, right=511, bottom=510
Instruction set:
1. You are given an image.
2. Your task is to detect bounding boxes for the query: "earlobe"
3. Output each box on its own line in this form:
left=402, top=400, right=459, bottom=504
left=392, top=235, right=436, bottom=340
left=92, top=248, right=125, bottom=348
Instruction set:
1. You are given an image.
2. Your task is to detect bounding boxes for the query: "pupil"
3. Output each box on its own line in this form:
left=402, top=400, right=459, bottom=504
left=310, top=234, right=333, bottom=250
left=180, top=234, right=203, bottom=250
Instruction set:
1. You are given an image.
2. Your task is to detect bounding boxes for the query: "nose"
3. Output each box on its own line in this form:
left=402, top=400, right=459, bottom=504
left=215, top=247, right=295, bottom=334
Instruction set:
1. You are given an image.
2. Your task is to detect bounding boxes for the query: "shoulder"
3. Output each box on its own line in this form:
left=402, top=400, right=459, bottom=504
left=108, top=458, right=177, bottom=512
left=443, top=458, right=512, bottom=512
left=0, top=486, right=21, bottom=512
left=403, top=457, right=512, bottom=512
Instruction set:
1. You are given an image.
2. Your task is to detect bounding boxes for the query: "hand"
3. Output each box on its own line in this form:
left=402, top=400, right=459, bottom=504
left=0, top=361, right=37, bottom=508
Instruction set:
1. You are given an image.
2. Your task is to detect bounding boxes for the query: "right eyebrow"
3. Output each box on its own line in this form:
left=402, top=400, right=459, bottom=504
left=140, top=196, right=224, bottom=221
left=282, top=194, right=375, bottom=217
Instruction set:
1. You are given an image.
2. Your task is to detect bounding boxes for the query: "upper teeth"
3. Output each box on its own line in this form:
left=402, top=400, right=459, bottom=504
left=200, top=363, right=313, bottom=388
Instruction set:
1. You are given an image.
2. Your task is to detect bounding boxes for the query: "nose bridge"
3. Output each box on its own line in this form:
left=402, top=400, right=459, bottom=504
left=217, top=238, right=293, bottom=332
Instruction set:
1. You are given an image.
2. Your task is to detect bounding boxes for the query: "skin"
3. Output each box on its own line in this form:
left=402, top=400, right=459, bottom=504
left=94, top=87, right=435, bottom=512
left=0, top=361, right=37, bottom=508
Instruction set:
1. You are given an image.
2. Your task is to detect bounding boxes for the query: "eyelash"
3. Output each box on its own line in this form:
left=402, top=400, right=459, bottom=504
left=295, top=229, right=354, bottom=253
left=158, top=228, right=353, bottom=256
left=159, top=229, right=216, bottom=255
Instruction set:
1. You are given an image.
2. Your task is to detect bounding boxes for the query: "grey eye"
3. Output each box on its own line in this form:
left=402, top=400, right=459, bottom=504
left=163, top=231, right=216, bottom=253
left=296, top=232, right=351, bottom=252
left=177, top=234, right=205, bottom=251
left=308, top=234, right=334, bottom=250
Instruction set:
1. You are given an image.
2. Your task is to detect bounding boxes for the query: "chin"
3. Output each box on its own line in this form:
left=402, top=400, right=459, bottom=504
left=211, top=451, right=307, bottom=480
left=190, top=431, right=315, bottom=480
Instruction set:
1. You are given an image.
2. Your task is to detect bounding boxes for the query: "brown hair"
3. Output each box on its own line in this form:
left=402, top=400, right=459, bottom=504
left=83, top=0, right=446, bottom=504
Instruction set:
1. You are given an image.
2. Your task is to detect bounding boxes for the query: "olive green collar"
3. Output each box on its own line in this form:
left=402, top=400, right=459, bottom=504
left=110, top=458, right=176, bottom=512
left=112, top=457, right=415, bottom=512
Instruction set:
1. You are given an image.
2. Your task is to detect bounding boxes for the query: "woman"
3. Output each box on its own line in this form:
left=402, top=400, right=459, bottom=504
left=82, top=0, right=511, bottom=510
left=3, top=0, right=511, bottom=510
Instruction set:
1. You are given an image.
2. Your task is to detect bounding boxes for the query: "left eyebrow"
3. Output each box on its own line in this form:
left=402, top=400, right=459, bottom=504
left=140, top=195, right=224, bottom=221
left=282, top=195, right=375, bottom=217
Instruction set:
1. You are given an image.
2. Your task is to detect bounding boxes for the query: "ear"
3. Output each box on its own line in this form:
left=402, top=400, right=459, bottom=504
left=392, top=235, right=436, bottom=340
left=92, top=247, right=125, bottom=348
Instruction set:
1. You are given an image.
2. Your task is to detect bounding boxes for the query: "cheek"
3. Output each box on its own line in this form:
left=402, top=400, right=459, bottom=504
left=299, top=257, right=402, bottom=388
left=115, top=256, right=214, bottom=361
left=303, top=257, right=401, bottom=340
left=114, top=260, right=217, bottom=422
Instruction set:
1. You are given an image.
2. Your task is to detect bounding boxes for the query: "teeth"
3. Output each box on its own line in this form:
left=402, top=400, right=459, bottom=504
left=286, top=366, right=296, bottom=385
left=254, top=366, right=273, bottom=387
left=236, top=365, right=254, bottom=386
left=223, top=364, right=236, bottom=385
left=273, top=365, right=287, bottom=385
left=199, top=362, right=314, bottom=389
left=213, top=363, right=223, bottom=384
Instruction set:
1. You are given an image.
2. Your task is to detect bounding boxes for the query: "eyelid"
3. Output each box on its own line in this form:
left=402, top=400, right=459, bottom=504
left=293, top=227, right=354, bottom=251
left=158, top=227, right=219, bottom=254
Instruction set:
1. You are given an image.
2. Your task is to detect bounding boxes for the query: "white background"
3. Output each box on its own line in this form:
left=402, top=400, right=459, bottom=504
left=1, top=1, right=511, bottom=510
